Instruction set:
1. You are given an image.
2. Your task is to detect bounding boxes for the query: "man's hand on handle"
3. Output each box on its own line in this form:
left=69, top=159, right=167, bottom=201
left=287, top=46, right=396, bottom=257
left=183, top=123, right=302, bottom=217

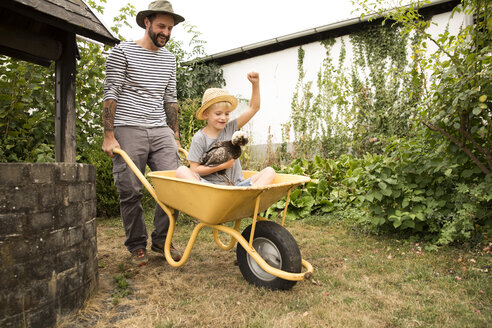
left=102, top=133, right=120, bottom=158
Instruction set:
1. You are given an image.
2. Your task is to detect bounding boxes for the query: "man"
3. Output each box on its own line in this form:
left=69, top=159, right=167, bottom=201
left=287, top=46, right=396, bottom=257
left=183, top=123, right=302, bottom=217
left=102, top=0, right=184, bottom=266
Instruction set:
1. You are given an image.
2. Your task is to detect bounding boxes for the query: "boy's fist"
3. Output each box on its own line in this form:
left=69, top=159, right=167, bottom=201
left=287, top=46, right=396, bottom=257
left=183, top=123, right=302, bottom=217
left=247, top=72, right=259, bottom=84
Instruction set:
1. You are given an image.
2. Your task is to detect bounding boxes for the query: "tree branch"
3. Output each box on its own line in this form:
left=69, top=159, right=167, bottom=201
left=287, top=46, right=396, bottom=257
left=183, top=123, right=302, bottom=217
left=422, top=120, right=490, bottom=175
left=462, top=128, right=492, bottom=171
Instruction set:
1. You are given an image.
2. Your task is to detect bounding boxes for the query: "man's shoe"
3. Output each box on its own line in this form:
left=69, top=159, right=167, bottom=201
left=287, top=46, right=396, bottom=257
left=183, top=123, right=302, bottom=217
left=151, top=243, right=182, bottom=261
left=130, top=248, right=148, bottom=267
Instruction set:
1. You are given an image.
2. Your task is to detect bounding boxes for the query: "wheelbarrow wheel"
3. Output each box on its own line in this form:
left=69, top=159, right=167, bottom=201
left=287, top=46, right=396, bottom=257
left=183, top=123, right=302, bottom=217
left=236, top=221, right=302, bottom=290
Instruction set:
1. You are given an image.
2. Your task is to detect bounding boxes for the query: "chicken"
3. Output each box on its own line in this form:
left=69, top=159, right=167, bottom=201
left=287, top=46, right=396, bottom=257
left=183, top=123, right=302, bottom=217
left=200, top=131, right=249, bottom=177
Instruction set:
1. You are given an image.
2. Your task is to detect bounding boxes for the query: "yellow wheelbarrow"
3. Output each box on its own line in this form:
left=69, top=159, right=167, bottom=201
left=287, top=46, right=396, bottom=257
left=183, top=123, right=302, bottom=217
left=113, top=148, right=313, bottom=290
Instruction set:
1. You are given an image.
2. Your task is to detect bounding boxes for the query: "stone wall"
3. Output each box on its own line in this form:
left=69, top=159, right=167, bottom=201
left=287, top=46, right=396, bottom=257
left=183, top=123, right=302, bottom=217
left=0, top=163, right=98, bottom=328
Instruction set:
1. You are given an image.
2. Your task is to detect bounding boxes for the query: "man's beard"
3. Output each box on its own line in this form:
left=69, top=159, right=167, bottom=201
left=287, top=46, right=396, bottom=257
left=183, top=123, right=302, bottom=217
left=148, top=27, right=169, bottom=48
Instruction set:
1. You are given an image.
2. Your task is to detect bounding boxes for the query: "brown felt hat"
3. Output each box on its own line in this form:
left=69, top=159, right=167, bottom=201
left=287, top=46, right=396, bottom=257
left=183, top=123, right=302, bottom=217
left=136, top=0, right=185, bottom=29
left=196, top=88, right=238, bottom=120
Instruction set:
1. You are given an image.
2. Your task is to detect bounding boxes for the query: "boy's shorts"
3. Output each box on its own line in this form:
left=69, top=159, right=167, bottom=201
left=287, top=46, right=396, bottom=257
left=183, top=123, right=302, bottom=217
left=194, top=173, right=252, bottom=187
left=235, top=177, right=252, bottom=187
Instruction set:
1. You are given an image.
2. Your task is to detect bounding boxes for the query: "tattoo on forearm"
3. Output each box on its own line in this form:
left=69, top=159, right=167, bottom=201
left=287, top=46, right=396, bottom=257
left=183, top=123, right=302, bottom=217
left=103, top=100, right=117, bottom=132
left=164, top=102, right=180, bottom=136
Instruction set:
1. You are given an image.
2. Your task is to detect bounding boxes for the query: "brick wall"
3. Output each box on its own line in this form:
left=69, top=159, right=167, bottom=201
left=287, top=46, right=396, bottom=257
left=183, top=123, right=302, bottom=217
left=0, top=163, right=98, bottom=328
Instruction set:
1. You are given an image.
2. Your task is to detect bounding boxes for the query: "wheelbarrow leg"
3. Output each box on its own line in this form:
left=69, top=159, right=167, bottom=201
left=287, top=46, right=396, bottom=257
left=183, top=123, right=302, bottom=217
left=213, top=219, right=242, bottom=250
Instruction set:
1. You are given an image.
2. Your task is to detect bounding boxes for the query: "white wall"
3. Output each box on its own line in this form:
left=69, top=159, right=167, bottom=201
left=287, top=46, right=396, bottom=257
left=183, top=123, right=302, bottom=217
left=220, top=10, right=468, bottom=146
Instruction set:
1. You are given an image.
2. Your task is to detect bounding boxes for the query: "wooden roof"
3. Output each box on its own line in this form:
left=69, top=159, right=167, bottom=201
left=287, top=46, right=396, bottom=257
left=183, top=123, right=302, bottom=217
left=0, top=0, right=119, bottom=65
left=0, top=0, right=120, bottom=162
left=1, top=0, right=118, bottom=46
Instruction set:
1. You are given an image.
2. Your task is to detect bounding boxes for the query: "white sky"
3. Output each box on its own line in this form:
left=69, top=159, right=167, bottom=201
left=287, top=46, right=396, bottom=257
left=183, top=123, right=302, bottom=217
left=100, top=0, right=358, bottom=55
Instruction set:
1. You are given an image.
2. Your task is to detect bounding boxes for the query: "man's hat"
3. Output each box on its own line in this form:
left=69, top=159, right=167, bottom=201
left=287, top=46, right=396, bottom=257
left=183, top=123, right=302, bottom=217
left=136, top=0, right=185, bottom=29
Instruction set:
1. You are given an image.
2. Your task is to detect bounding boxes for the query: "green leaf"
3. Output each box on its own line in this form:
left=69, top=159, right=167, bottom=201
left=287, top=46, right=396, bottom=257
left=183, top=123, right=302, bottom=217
left=472, top=107, right=482, bottom=115
left=384, top=178, right=397, bottom=185
left=402, top=198, right=410, bottom=208
left=320, top=200, right=334, bottom=213
left=371, top=216, right=385, bottom=226
left=365, top=193, right=374, bottom=202
left=381, top=188, right=392, bottom=196
left=373, top=191, right=383, bottom=201
left=400, top=219, right=415, bottom=229
left=415, top=212, right=425, bottom=221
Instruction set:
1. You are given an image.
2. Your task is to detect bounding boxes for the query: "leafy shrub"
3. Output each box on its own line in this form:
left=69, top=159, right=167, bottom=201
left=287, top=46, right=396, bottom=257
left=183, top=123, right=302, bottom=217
left=178, top=98, right=206, bottom=150
left=267, top=131, right=491, bottom=245
left=358, top=134, right=491, bottom=244
left=0, top=57, right=55, bottom=162
left=82, top=143, right=120, bottom=218
left=266, top=154, right=368, bottom=220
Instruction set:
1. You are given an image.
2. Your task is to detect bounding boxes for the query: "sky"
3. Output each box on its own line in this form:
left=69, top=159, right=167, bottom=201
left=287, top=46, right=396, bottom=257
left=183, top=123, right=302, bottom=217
left=100, top=0, right=358, bottom=56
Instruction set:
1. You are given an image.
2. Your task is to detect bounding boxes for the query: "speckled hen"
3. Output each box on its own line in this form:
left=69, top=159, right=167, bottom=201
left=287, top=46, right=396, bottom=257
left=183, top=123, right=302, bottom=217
left=200, top=131, right=249, bottom=175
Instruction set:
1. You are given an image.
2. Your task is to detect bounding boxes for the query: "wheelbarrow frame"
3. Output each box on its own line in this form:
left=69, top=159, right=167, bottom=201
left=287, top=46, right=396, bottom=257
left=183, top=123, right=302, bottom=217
left=112, top=148, right=313, bottom=284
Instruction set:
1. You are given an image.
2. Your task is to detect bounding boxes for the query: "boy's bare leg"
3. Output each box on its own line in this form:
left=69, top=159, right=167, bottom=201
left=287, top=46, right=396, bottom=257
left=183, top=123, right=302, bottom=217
left=175, top=166, right=201, bottom=181
left=251, top=167, right=276, bottom=187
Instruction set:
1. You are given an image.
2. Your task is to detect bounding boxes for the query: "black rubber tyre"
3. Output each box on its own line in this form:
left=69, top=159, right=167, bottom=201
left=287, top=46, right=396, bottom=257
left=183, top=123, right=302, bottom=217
left=236, top=221, right=302, bottom=290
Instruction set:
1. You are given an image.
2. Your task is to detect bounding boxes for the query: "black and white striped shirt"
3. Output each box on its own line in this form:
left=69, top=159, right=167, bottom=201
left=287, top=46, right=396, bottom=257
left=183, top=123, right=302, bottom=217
left=103, top=41, right=177, bottom=127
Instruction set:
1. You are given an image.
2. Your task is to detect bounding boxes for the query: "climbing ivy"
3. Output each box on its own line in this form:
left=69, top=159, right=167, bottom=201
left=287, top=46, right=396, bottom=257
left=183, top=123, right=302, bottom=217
left=289, top=46, right=317, bottom=159
left=354, top=0, right=491, bottom=175
left=286, top=22, right=421, bottom=159
left=349, top=23, right=419, bottom=154
left=315, top=38, right=352, bottom=158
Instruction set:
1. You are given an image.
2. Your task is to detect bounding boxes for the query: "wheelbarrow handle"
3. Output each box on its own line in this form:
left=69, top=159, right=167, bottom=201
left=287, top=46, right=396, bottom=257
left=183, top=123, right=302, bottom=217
left=113, top=147, right=189, bottom=202
left=178, top=147, right=188, bottom=157
left=112, top=148, right=159, bottom=202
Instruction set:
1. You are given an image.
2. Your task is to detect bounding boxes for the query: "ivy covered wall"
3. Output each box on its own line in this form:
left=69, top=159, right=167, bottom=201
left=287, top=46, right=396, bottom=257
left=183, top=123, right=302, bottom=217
left=219, top=9, right=470, bottom=151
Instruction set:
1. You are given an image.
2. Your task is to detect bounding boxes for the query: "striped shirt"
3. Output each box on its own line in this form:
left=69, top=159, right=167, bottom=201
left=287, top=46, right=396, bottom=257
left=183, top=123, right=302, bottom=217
left=103, top=41, right=177, bottom=127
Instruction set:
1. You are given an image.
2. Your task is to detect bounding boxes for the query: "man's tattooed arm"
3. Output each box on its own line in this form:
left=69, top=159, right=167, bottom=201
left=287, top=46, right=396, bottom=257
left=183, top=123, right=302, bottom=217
left=103, top=99, right=117, bottom=132
left=164, top=102, right=180, bottom=140
left=101, top=99, right=119, bottom=157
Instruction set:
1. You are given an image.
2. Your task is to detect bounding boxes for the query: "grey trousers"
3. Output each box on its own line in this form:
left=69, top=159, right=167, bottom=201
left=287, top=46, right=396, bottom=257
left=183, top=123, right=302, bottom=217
left=112, top=126, right=180, bottom=253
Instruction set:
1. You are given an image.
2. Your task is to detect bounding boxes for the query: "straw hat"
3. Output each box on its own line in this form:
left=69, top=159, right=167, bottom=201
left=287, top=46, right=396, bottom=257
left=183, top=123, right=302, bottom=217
left=136, top=0, right=185, bottom=29
left=196, top=88, right=238, bottom=120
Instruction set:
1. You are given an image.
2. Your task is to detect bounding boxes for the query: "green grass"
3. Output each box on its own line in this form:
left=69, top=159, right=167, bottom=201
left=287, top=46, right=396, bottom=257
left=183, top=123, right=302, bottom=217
left=90, top=213, right=491, bottom=327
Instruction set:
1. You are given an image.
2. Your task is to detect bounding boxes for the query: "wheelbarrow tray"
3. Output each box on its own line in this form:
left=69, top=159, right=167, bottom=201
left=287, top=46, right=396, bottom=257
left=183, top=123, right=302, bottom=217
left=147, top=170, right=310, bottom=225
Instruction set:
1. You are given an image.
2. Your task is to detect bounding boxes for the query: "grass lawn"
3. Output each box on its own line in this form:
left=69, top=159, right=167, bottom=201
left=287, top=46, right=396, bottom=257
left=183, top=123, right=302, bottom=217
left=57, top=213, right=491, bottom=328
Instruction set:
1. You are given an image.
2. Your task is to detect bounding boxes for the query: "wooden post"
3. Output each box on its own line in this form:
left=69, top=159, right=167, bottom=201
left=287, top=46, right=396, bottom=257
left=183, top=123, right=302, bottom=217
left=55, top=31, right=77, bottom=163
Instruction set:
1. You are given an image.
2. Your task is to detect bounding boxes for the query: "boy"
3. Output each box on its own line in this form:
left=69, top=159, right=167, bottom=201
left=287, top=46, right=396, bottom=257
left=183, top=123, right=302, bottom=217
left=175, top=72, right=276, bottom=186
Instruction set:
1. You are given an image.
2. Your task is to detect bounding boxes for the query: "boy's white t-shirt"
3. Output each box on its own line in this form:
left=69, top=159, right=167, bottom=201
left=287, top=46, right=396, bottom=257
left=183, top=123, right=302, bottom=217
left=187, top=119, right=244, bottom=185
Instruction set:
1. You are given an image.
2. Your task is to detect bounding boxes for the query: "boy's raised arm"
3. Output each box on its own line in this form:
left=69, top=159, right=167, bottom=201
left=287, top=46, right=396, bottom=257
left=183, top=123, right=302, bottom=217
left=237, top=72, right=260, bottom=129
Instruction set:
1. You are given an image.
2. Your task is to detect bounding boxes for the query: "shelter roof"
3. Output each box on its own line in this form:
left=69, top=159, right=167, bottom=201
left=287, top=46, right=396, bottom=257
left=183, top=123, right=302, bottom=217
left=1, top=0, right=118, bottom=46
